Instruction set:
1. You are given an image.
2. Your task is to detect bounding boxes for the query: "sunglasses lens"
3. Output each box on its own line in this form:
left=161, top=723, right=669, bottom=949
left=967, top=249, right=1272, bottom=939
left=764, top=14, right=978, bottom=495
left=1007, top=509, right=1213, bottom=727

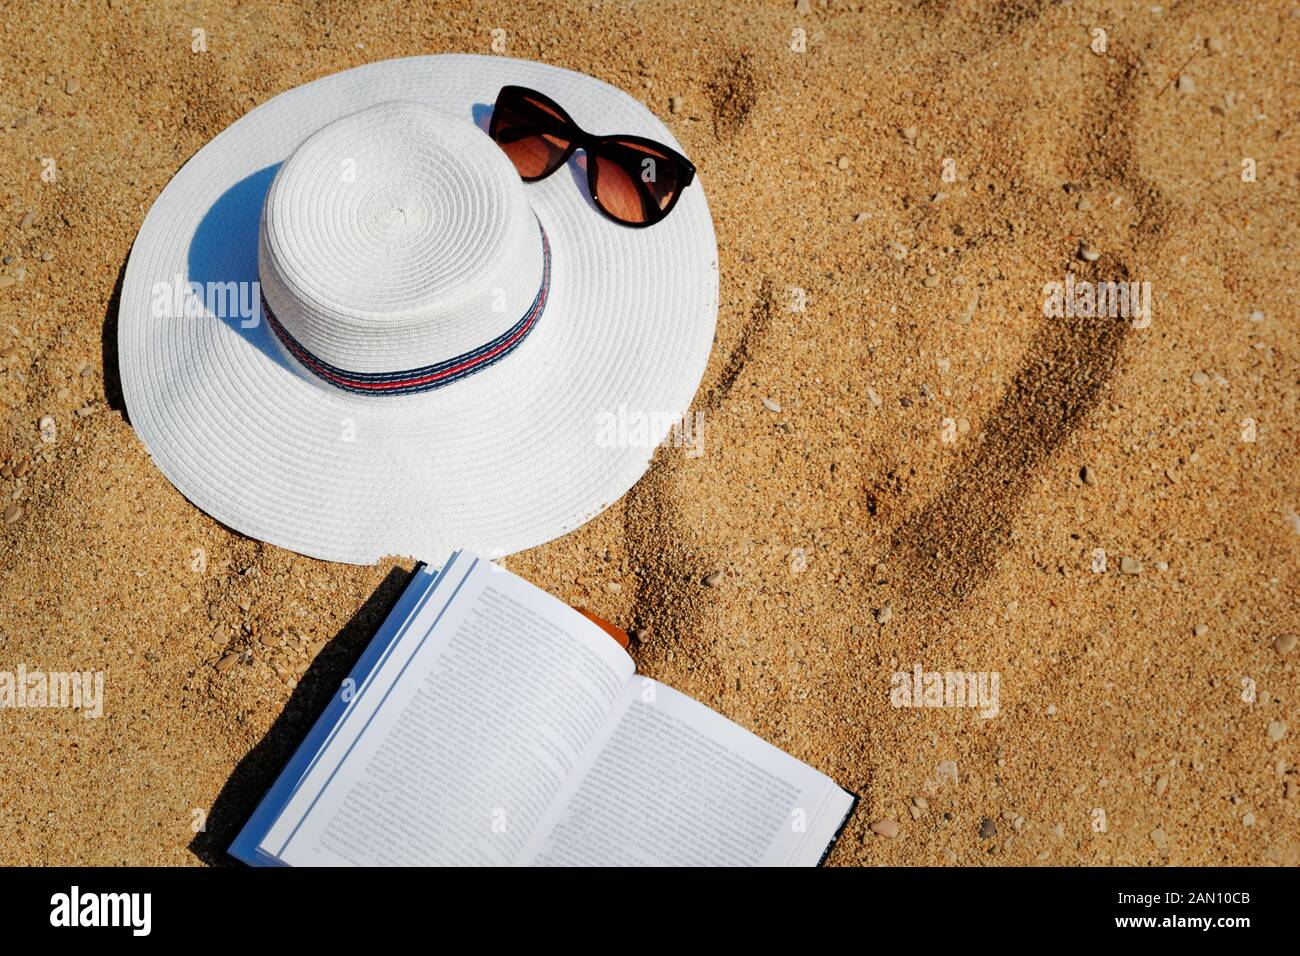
left=491, top=91, right=571, bottom=179
left=591, top=139, right=682, bottom=225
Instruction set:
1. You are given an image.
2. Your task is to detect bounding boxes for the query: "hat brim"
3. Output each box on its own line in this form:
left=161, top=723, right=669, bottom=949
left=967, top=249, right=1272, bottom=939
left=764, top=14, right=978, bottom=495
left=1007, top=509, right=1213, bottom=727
left=119, top=54, right=718, bottom=565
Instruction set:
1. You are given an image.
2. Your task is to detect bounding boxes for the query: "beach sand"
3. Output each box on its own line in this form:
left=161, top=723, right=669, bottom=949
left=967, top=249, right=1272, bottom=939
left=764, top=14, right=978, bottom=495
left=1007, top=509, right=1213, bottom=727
left=0, top=0, right=1296, bottom=865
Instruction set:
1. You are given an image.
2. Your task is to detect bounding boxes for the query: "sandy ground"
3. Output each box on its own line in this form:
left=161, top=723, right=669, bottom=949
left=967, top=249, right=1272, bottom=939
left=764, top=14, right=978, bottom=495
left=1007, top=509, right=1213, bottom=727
left=0, top=0, right=1297, bottom=865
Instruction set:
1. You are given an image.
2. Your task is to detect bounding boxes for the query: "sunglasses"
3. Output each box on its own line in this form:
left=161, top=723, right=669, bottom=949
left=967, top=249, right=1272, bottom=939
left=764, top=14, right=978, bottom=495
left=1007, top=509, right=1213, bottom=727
left=489, top=85, right=696, bottom=228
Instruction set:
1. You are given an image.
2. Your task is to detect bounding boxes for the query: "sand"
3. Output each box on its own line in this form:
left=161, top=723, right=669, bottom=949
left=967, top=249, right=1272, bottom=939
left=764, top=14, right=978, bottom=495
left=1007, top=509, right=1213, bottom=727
left=1, top=0, right=1297, bottom=865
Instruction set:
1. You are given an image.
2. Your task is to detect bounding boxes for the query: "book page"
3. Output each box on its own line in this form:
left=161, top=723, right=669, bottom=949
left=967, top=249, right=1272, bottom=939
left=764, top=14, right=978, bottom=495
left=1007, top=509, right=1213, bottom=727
left=261, top=553, right=635, bottom=865
left=525, top=679, right=854, bottom=866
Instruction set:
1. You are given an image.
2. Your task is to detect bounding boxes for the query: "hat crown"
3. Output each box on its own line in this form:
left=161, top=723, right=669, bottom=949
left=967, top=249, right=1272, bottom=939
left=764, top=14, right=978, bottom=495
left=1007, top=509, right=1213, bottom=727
left=258, top=101, right=545, bottom=378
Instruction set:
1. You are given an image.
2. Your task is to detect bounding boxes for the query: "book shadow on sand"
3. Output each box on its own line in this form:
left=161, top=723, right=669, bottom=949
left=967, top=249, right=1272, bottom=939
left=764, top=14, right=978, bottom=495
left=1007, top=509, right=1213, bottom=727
left=188, top=564, right=416, bottom=866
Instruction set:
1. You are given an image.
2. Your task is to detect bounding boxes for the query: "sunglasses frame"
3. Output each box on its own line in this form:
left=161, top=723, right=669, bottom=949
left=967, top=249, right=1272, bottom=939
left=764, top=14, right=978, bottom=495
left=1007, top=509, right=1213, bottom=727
left=490, top=85, right=696, bottom=228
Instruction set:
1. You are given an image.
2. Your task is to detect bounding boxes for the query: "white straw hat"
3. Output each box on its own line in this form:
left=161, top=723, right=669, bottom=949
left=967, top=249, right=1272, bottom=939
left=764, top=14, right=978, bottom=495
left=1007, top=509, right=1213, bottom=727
left=119, top=55, right=717, bottom=564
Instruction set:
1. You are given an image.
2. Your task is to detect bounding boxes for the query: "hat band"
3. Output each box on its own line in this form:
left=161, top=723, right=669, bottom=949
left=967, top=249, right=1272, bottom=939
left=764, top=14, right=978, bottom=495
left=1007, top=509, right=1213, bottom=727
left=261, top=221, right=551, bottom=396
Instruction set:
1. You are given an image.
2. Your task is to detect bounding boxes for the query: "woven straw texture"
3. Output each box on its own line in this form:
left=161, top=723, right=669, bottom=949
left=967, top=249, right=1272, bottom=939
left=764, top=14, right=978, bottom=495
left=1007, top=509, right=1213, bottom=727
left=119, top=55, right=719, bottom=565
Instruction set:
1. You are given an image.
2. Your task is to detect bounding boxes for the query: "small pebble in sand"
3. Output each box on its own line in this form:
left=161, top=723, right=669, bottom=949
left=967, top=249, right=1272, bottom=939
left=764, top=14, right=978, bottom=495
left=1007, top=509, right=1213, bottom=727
left=64, top=77, right=80, bottom=95
left=1193, top=623, right=1208, bottom=636
left=901, top=125, right=918, bottom=142
left=1248, top=309, right=1264, bottom=323
left=979, top=817, right=996, bottom=839
left=923, top=273, right=940, bottom=288
left=1156, top=775, right=1169, bottom=797
left=702, top=570, right=723, bottom=587
left=1206, top=35, right=1226, bottom=53
left=0, top=275, right=14, bottom=290
left=1267, top=721, right=1287, bottom=742
left=3, top=503, right=22, bottom=525
left=1149, top=827, right=1168, bottom=849
left=958, top=292, right=979, bottom=324
left=853, top=211, right=869, bottom=224
left=1119, top=556, right=1142, bottom=575
left=1273, top=634, right=1296, bottom=655
left=1177, top=74, right=1195, bottom=94
left=1078, top=241, right=1101, bottom=262
left=869, top=819, right=901, bottom=838
left=259, top=633, right=282, bottom=647
left=19, top=210, right=34, bottom=232
left=1191, top=370, right=1209, bottom=386
left=837, top=155, right=849, bottom=170
left=215, top=652, right=238, bottom=672
left=606, top=581, right=621, bottom=594
left=1076, top=195, right=1093, bottom=212
left=866, top=386, right=882, bottom=407
left=1051, top=823, right=1065, bottom=838
left=795, top=0, right=812, bottom=13
left=1241, top=811, right=1255, bottom=827
left=1046, top=704, right=1057, bottom=716
left=631, top=627, right=648, bottom=643
left=669, top=95, right=683, bottom=114
left=1285, top=781, right=1297, bottom=801
left=761, top=396, right=781, bottom=413
left=874, top=603, right=893, bottom=624
left=38, top=416, right=56, bottom=443
left=1080, top=465, right=1096, bottom=486
left=40, top=250, right=54, bottom=262
left=912, top=796, right=928, bottom=809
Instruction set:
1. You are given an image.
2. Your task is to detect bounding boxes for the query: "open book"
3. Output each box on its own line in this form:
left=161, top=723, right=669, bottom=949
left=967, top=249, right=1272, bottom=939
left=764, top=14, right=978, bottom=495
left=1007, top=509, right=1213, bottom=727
left=231, top=551, right=857, bottom=866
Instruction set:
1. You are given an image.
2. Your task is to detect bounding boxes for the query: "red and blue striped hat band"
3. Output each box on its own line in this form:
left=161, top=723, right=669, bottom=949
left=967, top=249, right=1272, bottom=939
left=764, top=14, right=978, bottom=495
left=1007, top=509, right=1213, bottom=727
left=262, top=220, right=551, bottom=396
